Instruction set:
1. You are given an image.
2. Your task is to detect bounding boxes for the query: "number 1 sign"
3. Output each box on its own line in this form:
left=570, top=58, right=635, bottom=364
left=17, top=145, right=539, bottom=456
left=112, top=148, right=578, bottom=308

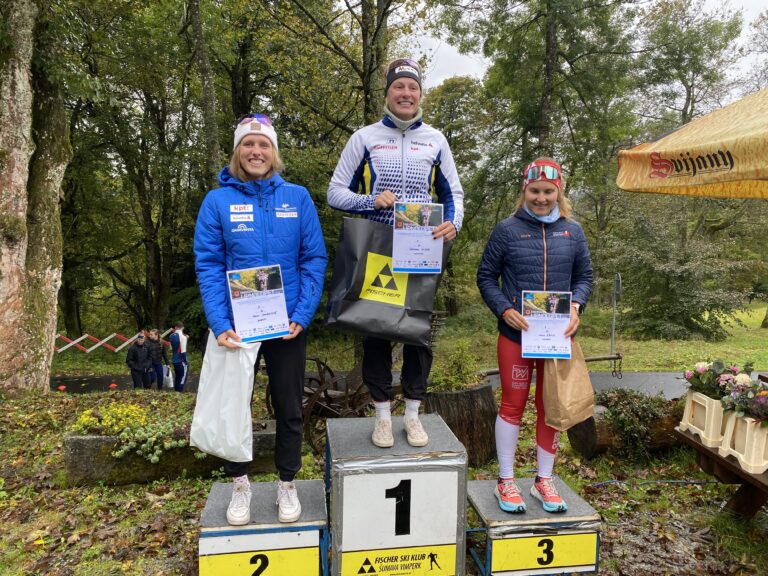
left=327, top=416, right=468, bottom=576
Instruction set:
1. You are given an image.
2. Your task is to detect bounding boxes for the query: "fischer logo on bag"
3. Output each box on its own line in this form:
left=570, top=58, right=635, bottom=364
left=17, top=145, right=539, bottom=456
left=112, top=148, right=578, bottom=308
left=359, top=252, right=407, bottom=306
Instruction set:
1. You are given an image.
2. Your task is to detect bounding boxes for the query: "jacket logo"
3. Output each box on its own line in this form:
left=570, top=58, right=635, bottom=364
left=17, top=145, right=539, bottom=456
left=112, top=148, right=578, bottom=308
left=231, top=223, right=254, bottom=233
left=519, top=233, right=532, bottom=239
left=276, top=203, right=298, bottom=218
left=230, top=214, right=253, bottom=222
left=552, top=231, right=570, bottom=237
left=230, top=204, right=253, bottom=212
left=360, top=253, right=407, bottom=307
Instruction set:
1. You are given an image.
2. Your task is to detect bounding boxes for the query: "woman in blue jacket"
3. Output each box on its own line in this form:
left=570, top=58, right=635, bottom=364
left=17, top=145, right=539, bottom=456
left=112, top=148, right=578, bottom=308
left=194, top=114, right=327, bottom=526
left=477, top=158, right=592, bottom=514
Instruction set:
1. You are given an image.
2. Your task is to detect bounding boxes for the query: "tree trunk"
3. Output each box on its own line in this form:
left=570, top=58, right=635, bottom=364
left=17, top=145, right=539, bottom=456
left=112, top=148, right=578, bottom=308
left=761, top=305, right=768, bottom=329
left=536, top=0, right=557, bottom=156
left=22, top=2, right=72, bottom=390
left=0, top=0, right=38, bottom=390
left=188, top=0, right=220, bottom=189
left=58, top=276, right=83, bottom=337
left=0, top=1, right=71, bottom=391
left=567, top=406, right=682, bottom=459
left=425, top=382, right=497, bottom=467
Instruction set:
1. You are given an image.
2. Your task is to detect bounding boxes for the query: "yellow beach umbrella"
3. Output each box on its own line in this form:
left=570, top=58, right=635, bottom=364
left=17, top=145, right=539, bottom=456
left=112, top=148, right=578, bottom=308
left=617, top=88, right=768, bottom=198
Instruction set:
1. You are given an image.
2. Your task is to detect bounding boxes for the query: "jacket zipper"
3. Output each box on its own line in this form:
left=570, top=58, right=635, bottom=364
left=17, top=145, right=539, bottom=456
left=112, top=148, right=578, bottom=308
left=541, top=223, right=548, bottom=290
left=400, top=131, right=407, bottom=199
left=256, top=186, right=268, bottom=263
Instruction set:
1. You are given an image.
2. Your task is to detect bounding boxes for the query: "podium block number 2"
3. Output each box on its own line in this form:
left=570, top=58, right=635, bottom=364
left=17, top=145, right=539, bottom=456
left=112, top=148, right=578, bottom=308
left=341, top=471, right=459, bottom=551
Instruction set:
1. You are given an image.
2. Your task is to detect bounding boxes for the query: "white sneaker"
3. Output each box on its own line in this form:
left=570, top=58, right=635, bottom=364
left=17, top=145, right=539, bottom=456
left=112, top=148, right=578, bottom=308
left=372, top=419, right=394, bottom=448
left=404, top=417, right=428, bottom=447
left=226, top=483, right=251, bottom=526
left=277, top=481, right=301, bottom=523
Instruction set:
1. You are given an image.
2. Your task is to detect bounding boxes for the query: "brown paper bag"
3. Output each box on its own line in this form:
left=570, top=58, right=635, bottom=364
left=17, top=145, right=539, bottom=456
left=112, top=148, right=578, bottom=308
left=543, top=341, right=595, bottom=431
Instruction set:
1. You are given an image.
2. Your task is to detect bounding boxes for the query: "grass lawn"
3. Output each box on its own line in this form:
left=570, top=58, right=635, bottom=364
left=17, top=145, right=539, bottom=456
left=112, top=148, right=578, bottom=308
left=6, top=303, right=768, bottom=575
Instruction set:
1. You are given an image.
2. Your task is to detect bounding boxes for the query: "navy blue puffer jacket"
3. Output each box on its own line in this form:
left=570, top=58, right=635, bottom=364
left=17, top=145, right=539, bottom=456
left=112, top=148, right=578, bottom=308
left=476, top=209, right=593, bottom=343
left=194, top=168, right=327, bottom=338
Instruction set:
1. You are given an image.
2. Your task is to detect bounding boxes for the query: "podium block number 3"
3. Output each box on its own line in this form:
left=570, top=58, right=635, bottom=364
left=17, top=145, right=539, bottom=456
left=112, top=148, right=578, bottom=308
left=341, top=471, right=459, bottom=550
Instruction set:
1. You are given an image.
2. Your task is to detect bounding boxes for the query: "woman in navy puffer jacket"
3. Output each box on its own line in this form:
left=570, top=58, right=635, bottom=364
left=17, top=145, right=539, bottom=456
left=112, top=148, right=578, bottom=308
left=477, top=157, right=592, bottom=515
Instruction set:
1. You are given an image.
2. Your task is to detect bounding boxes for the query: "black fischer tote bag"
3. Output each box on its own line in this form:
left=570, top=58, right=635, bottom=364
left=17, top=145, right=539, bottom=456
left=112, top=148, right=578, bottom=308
left=325, top=217, right=451, bottom=347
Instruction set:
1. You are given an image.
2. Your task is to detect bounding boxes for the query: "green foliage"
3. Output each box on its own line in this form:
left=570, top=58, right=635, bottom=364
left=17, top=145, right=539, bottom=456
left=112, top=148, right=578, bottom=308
left=69, top=401, right=148, bottom=435
left=112, top=416, right=200, bottom=464
left=595, top=388, right=679, bottom=459
left=430, top=339, right=484, bottom=391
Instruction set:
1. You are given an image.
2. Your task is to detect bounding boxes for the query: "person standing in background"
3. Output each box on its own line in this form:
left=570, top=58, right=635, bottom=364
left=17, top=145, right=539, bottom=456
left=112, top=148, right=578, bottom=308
left=169, top=321, right=188, bottom=392
left=126, top=334, right=152, bottom=389
left=146, top=329, right=170, bottom=390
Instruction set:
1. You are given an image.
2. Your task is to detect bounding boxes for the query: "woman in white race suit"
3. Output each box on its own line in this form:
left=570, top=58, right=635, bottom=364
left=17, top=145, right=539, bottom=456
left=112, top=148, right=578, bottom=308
left=327, top=58, right=464, bottom=450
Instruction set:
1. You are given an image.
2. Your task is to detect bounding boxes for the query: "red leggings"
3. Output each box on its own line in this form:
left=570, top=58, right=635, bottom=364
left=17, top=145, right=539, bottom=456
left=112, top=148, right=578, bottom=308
left=497, top=334, right=558, bottom=454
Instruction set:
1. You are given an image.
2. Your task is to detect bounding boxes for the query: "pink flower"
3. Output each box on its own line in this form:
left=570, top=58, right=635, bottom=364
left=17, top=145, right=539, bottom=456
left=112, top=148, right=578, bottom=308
left=684, top=370, right=694, bottom=379
left=729, top=365, right=740, bottom=374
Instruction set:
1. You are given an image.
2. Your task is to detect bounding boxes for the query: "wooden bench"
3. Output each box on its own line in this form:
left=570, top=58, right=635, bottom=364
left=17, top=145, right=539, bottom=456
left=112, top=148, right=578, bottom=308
left=674, top=427, right=768, bottom=518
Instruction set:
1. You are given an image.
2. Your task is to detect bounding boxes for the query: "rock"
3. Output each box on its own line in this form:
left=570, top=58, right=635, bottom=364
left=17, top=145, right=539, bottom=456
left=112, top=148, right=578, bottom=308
left=64, top=421, right=276, bottom=486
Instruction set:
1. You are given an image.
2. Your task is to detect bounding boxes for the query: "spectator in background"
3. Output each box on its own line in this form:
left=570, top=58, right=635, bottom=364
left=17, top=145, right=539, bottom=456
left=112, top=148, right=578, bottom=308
left=126, top=334, right=152, bottom=389
left=147, top=329, right=170, bottom=390
left=169, top=321, right=189, bottom=392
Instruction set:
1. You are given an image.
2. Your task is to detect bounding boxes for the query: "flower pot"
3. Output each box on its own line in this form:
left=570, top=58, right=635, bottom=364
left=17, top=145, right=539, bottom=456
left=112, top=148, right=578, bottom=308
left=718, top=414, right=768, bottom=474
left=677, top=391, right=726, bottom=448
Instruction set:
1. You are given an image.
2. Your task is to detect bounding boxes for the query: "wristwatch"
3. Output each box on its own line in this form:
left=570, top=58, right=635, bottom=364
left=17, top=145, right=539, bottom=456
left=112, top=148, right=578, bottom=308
left=571, top=302, right=582, bottom=314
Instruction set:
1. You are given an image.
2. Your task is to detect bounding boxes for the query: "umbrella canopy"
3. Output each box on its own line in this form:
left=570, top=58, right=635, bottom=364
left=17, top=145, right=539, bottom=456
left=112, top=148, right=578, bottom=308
left=617, top=88, right=768, bottom=198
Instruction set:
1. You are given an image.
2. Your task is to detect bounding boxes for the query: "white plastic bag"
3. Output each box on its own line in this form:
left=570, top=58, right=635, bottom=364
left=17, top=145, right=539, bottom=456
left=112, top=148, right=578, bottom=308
left=190, top=331, right=260, bottom=462
left=163, top=365, right=174, bottom=390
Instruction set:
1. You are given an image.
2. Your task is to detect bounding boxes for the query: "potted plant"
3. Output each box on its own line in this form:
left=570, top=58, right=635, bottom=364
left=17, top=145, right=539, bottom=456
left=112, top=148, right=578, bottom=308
left=678, top=360, right=752, bottom=448
left=719, top=379, right=768, bottom=474
left=424, top=339, right=497, bottom=467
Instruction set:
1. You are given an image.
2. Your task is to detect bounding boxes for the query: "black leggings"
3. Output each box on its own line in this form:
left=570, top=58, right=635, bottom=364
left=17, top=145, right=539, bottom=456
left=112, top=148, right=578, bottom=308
left=225, top=331, right=306, bottom=482
left=362, top=336, right=433, bottom=402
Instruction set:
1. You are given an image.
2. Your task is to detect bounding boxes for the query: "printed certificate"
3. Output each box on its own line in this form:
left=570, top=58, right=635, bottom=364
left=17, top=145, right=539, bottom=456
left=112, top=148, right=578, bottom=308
left=521, top=290, right=572, bottom=358
left=392, top=202, right=443, bottom=273
left=227, top=265, right=290, bottom=342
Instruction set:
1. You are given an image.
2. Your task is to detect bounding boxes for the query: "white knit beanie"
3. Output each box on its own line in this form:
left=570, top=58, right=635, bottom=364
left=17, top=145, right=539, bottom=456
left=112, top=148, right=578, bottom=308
left=233, top=113, right=278, bottom=151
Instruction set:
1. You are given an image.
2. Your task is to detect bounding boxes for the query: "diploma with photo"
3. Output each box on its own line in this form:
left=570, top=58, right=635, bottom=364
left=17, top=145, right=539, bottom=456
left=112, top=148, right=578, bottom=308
left=521, top=290, right=572, bottom=359
left=226, top=265, right=290, bottom=342
left=392, top=202, right=443, bottom=273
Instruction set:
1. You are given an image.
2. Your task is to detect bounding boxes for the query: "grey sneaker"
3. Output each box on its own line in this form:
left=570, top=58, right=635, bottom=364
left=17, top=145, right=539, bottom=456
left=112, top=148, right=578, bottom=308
left=372, top=418, right=394, bottom=448
left=404, top=417, right=428, bottom=447
left=277, top=481, right=301, bottom=523
left=226, top=483, right=251, bottom=526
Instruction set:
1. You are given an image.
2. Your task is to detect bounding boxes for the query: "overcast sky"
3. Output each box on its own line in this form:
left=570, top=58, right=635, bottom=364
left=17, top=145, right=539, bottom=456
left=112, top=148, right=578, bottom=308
left=417, top=1, right=766, bottom=89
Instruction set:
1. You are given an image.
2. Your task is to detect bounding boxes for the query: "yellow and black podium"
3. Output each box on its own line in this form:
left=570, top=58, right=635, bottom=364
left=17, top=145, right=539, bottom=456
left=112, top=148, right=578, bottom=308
left=198, top=479, right=329, bottom=575
left=326, top=415, right=468, bottom=576
left=467, top=478, right=600, bottom=575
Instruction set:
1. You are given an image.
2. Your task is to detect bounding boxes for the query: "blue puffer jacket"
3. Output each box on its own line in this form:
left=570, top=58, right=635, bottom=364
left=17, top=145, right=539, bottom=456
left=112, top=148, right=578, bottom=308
left=194, top=168, right=327, bottom=338
left=476, top=208, right=593, bottom=343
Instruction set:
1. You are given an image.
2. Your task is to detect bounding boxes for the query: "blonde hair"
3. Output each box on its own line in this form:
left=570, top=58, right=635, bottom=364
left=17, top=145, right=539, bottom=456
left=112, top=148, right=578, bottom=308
left=515, top=156, right=572, bottom=219
left=229, top=141, right=285, bottom=181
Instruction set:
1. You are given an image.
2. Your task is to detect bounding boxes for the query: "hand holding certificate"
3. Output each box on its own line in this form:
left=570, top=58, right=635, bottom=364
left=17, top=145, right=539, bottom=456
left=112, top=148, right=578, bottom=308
left=227, top=265, right=290, bottom=342
left=392, top=202, right=443, bottom=273
left=520, top=291, right=572, bottom=358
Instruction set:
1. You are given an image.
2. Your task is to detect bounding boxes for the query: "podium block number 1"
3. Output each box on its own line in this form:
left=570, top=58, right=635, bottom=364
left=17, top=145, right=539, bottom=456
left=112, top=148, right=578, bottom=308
left=341, top=471, right=459, bottom=551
